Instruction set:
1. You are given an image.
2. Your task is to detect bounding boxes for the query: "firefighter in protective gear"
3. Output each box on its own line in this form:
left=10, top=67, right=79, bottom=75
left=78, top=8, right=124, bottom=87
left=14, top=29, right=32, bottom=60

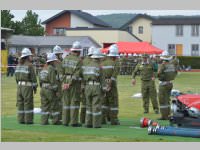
left=132, top=54, right=159, bottom=114
left=53, top=45, right=63, bottom=120
left=171, top=55, right=179, bottom=71
left=39, top=53, right=61, bottom=125
left=157, top=52, right=177, bottom=120
left=101, top=44, right=120, bottom=125
left=82, top=48, right=106, bottom=128
left=62, top=41, right=83, bottom=127
left=15, top=48, right=38, bottom=124
left=80, top=46, right=95, bottom=124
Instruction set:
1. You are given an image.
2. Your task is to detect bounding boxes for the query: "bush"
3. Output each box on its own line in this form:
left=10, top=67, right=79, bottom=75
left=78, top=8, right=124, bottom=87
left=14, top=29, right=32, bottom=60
left=177, top=56, right=200, bottom=69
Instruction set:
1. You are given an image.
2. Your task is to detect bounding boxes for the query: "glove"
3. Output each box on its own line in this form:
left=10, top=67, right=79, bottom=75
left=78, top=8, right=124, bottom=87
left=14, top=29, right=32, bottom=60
left=62, top=83, right=70, bottom=90
left=131, top=79, right=136, bottom=85
left=102, top=85, right=111, bottom=92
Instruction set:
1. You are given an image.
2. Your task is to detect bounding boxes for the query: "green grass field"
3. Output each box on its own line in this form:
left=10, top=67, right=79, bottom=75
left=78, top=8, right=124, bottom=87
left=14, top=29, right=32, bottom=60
left=1, top=72, right=200, bottom=142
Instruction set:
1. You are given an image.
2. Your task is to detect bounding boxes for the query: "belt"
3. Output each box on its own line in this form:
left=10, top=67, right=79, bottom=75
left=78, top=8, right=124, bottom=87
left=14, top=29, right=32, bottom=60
left=66, top=75, right=82, bottom=81
left=42, top=83, right=50, bottom=88
left=87, top=81, right=100, bottom=85
left=141, top=80, right=151, bottom=82
left=159, top=81, right=172, bottom=85
left=18, top=81, right=32, bottom=86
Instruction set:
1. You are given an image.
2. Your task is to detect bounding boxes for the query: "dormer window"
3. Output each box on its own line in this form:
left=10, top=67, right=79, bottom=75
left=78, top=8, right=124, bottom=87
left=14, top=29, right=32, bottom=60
left=138, top=26, right=143, bottom=34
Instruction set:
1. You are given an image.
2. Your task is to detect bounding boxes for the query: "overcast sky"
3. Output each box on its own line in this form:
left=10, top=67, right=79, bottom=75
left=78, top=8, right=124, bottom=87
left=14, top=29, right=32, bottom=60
left=10, top=10, right=200, bottom=22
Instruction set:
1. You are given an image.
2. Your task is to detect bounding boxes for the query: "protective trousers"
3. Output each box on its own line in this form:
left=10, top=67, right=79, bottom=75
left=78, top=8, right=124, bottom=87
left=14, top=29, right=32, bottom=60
left=110, top=83, right=119, bottom=125
left=40, top=88, right=60, bottom=125
left=17, top=85, right=34, bottom=124
left=85, top=84, right=102, bottom=128
left=62, top=80, right=81, bottom=125
left=102, top=83, right=119, bottom=125
left=80, top=91, right=86, bottom=124
left=159, top=83, right=173, bottom=119
left=141, top=80, right=159, bottom=113
left=56, top=81, right=63, bottom=120
left=101, top=93, right=109, bottom=124
left=40, top=88, right=51, bottom=125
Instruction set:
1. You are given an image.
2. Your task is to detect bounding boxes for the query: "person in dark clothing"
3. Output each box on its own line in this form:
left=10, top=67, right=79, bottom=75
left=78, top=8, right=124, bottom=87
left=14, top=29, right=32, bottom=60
left=7, top=54, right=15, bottom=77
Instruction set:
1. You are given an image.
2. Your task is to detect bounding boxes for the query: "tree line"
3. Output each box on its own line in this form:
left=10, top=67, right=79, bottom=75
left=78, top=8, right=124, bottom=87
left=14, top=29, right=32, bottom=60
left=1, top=10, right=44, bottom=36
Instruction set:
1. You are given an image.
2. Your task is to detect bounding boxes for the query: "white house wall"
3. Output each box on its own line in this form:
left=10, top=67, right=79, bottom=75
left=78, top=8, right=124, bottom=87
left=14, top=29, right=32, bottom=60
left=71, top=13, right=99, bottom=28
left=131, top=18, right=152, bottom=43
left=152, top=25, right=200, bottom=56
left=118, top=31, right=139, bottom=42
left=66, top=30, right=139, bottom=47
left=66, top=30, right=119, bottom=47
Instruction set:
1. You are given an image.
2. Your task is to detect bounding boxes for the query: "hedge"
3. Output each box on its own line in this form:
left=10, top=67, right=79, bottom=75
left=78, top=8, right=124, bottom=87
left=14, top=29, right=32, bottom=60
left=177, top=56, right=200, bottom=69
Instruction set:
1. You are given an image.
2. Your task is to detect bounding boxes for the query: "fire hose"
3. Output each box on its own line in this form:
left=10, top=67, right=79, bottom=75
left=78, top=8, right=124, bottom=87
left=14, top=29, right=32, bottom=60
left=140, top=117, right=200, bottom=138
left=148, top=125, right=200, bottom=138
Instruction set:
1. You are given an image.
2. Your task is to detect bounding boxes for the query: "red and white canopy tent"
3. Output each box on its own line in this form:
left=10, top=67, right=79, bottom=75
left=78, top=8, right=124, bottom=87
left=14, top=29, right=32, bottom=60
left=101, top=42, right=163, bottom=55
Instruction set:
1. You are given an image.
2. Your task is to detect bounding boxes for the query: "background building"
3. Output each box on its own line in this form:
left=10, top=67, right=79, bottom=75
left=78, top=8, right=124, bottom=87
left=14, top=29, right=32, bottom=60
left=152, top=16, right=200, bottom=56
left=42, top=10, right=141, bottom=47
left=42, top=10, right=111, bottom=36
left=120, top=14, right=153, bottom=43
left=7, top=35, right=100, bottom=56
left=65, top=28, right=141, bottom=47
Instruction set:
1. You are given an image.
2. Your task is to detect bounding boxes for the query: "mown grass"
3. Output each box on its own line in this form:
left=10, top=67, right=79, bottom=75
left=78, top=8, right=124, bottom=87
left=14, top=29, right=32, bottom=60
left=1, top=72, right=200, bottom=142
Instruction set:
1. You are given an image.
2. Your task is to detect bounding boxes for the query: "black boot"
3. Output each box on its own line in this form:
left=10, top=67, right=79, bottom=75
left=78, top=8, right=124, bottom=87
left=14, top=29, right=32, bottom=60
left=85, top=125, right=93, bottom=128
left=71, top=123, right=82, bottom=127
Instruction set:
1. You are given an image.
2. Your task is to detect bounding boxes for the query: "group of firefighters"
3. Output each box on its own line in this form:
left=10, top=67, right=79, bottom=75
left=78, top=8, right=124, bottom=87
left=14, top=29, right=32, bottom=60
left=14, top=41, right=178, bottom=128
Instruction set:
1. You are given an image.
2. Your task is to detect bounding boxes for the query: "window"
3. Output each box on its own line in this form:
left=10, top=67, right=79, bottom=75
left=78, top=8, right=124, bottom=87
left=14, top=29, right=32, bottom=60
left=138, top=26, right=143, bottom=34
left=191, top=25, right=199, bottom=36
left=168, top=44, right=176, bottom=55
left=82, top=48, right=88, bottom=57
left=127, top=26, right=132, bottom=33
left=176, top=25, right=183, bottom=36
left=53, top=28, right=65, bottom=36
left=191, top=44, right=199, bottom=56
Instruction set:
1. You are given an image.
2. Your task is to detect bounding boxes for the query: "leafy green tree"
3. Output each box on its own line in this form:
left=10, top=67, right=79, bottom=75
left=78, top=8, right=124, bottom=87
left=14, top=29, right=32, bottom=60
left=1, top=10, right=14, bottom=28
left=21, top=10, right=44, bottom=36
left=12, top=21, right=25, bottom=35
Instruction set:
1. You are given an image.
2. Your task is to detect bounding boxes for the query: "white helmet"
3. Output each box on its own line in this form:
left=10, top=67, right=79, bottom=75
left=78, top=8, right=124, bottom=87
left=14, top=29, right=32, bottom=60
left=53, top=45, right=63, bottom=54
left=46, top=53, right=58, bottom=63
left=107, top=44, right=119, bottom=57
left=152, top=54, right=156, bottom=58
left=160, top=51, right=172, bottom=60
left=20, top=48, right=32, bottom=58
left=111, top=44, right=117, bottom=48
left=133, top=53, right=138, bottom=57
left=88, top=46, right=95, bottom=56
left=71, top=41, right=83, bottom=52
left=161, top=50, right=169, bottom=56
left=91, top=48, right=104, bottom=58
